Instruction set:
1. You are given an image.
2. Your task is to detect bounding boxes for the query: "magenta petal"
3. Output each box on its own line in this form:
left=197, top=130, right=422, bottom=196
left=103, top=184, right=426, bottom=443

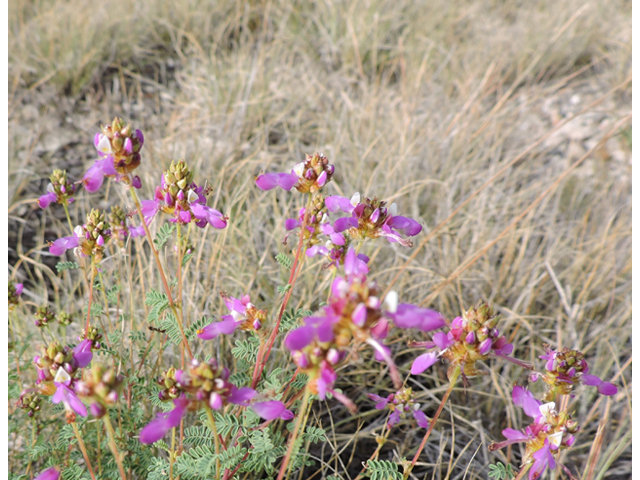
left=413, top=410, right=430, bottom=428
left=140, top=199, right=160, bottom=217
left=390, top=304, right=445, bottom=332
left=251, top=401, right=288, bottom=420
left=139, top=416, right=171, bottom=444
left=197, top=317, right=238, bottom=340
left=432, top=332, right=453, bottom=350
left=73, top=339, right=93, bottom=368
left=334, top=216, right=358, bottom=233
left=581, top=374, right=603, bottom=386
left=49, top=235, right=79, bottom=256
left=502, top=428, right=529, bottom=441
left=83, top=162, right=105, bottom=193
left=284, top=326, right=315, bottom=351
left=597, top=382, right=617, bottom=396
left=479, top=338, right=492, bottom=355
left=102, top=156, right=116, bottom=176
left=351, top=303, right=367, bottom=327
left=228, top=387, right=257, bottom=406
left=285, top=218, right=300, bottom=230
left=256, top=173, right=280, bottom=190
left=38, top=191, right=57, bottom=209
left=67, top=391, right=88, bottom=417
left=306, top=245, right=328, bottom=257
left=367, top=393, right=389, bottom=410
left=411, top=352, right=438, bottom=375
left=387, top=410, right=401, bottom=427
left=278, top=173, right=299, bottom=191
left=373, top=343, right=391, bottom=363
left=325, top=196, right=355, bottom=214
left=388, top=216, right=422, bottom=236
left=15, top=284, right=23, bottom=296
left=35, top=467, right=61, bottom=480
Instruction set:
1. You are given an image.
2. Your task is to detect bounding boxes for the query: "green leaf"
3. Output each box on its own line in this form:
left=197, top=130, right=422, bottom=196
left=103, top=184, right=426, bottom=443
left=275, top=253, right=293, bottom=269
left=106, top=284, right=121, bottom=304
left=488, top=462, right=515, bottom=480
left=56, top=261, right=79, bottom=272
left=364, top=460, right=402, bottom=480
left=276, top=284, right=292, bottom=294
left=182, top=252, right=193, bottom=267
left=145, top=290, right=169, bottom=323
left=231, top=337, right=259, bottom=362
left=154, top=223, right=176, bottom=250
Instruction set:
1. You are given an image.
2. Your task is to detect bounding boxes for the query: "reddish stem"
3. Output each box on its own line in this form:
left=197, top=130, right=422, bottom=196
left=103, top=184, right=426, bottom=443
left=251, top=194, right=313, bottom=388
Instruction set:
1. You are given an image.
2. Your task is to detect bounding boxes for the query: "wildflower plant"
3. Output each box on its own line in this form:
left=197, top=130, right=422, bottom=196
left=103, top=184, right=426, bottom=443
left=9, top=116, right=621, bottom=480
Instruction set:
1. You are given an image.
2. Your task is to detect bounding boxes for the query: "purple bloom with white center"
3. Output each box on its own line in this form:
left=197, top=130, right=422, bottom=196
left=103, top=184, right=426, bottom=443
left=52, top=367, right=87, bottom=417
left=532, top=346, right=618, bottom=402
left=141, top=162, right=227, bottom=229
left=256, top=153, right=334, bottom=193
left=489, top=386, right=580, bottom=480
left=35, top=467, right=61, bottom=480
left=410, top=303, right=528, bottom=381
left=83, top=118, right=144, bottom=193
left=197, top=293, right=266, bottom=340
left=368, top=388, right=429, bottom=429
left=325, top=192, right=422, bottom=247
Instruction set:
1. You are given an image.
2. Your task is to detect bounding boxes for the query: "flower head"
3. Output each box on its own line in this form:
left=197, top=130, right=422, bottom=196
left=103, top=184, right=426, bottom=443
left=83, top=117, right=144, bottom=192
left=285, top=248, right=444, bottom=408
left=38, top=169, right=76, bottom=209
left=140, top=358, right=291, bottom=443
left=17, top=390, right=42, bottom=417
left=34, top=305, right=55, bottom=328
left=368, top=387, right=429, bottom=429
left=326, top=193, right=421, bottom=247
left=48, top=209, right=112, bottom=259
left=141, top=160, right=227, bottom=229
left=532, top=346, right=617, bottom=401
left=75, top=363, right=124, bottom=418
left=410, top=302, right=520, bottom=380
left=9, top=281, right=23, bottom=311
left=197, top=292, right=266, bottom=340
left=490, top=386, right=580, bottom=480
left=52, top=367, right=87, bottom=417
left=109, top=205, right=146, bottom=242
left=256, top=153, right=334, bottom=193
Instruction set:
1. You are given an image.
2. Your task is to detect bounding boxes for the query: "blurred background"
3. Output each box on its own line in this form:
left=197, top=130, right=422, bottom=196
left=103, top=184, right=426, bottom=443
left=8, top=0, right=631, bottom=478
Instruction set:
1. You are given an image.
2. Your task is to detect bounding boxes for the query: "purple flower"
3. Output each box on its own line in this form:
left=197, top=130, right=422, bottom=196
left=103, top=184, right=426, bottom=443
left=197, top=294, right=264, bottom=339
left=251, top=400, right=294, bottom=420
left=387, top=304, right=445, bottom=332
left=530, top=440, right=556, bottom=480
left=324, top=193, right=422, bottom=246
left=15, top=284, right=23, bottom=296
left=52, top=368, right=87, bottom=417
left=534, top=346, right=618, bottom=401
left=256, top=172, right=299, bottom=191
left=35, top=466, right=61, bottom=480
left=49, top=228, right=81, bottom=256
left=38, top=191, right=58, bottom=209
left=83, top=156, right=116, bottom=193
left=256, top=153, right=334, bottom=193
left=368, top=388, right=429, bottom=429
left=227, top=387, right=256, bottom=406
left=139, top=397, right=189, bottom=444
left=73, top=339, right=94, bottom=368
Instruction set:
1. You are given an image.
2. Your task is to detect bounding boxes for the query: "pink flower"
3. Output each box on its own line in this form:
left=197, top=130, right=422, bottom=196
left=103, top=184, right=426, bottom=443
left=197, top=294, right=264, bottom=339
left=49, top=230, right=81, bottom=256
left=250, top=400, right=294, bottom=420
left=73, top=339, right=94, bottom=369
left=368, top=388, right=429, bottom=429
left=256, top=153, right=334, bottom=193
left=52, top=368, right=87, bottom=417
left=139, top=396, right=189, bottom=444
left=35, top=466, right=61, bottom=480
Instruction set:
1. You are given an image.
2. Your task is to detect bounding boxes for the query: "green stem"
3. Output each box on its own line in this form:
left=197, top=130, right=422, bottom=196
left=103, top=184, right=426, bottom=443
left=205, top=406, right=221, bottom=479
left=103, top=414, right=127, bottom=480
left=277, top=385, right=312, bottom=480
left=86, top=260, right=96, bottom=332
left=71, top=421, right=97, bottom=480
left=404, top=366, right=460, bottom=480
left=169, top=427, right=175, bottom=480
left=62, top=202, right=75, bottom=233
left=128, top=186, right=193, bottom=358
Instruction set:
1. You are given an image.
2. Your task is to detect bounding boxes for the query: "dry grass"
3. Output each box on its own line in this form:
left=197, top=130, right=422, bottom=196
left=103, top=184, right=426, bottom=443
left=8, top=0, right=631, bottom=479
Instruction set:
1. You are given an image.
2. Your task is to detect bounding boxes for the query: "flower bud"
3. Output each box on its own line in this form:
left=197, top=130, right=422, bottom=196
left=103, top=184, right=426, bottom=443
left=465, top=331, right=476, bottom=344
left=90, top=403, right=106, bottom=418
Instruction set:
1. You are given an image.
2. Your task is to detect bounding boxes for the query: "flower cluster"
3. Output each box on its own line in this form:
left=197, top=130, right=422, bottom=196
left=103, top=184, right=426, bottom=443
left=532, top=346, right=617, bottom=401
left=491, top=387, right=580, bottom=480
left=76, top=363, right=124, bottom=418
left=141, top=160, right=227, bottom=229
left=197, top=293, right=266, bottom=340
left=285, top=248, right=445, bottom=409
left=83, top=117, right=144, bottom=192
left=325, top=193, right=422, bottom=247
left=17, top=391, right=42, bottom=418
left=38, top=169, right=76, bottom=209
left=110, top=205, right=145, bottom=242
left=34, top=339, right=95, bottom=417
left=368, top=387, right=429, bottom=429
left=49, top=209, right=112, bottom=258
left=9, top=281, right=23, bottom=311
left=34, top=305, right=55, bottom=328
left=410, top=302, right=516, bottom=380
left=140, top=358, right=293, bottom=444
left=256, top=153, right=335, bottom=193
